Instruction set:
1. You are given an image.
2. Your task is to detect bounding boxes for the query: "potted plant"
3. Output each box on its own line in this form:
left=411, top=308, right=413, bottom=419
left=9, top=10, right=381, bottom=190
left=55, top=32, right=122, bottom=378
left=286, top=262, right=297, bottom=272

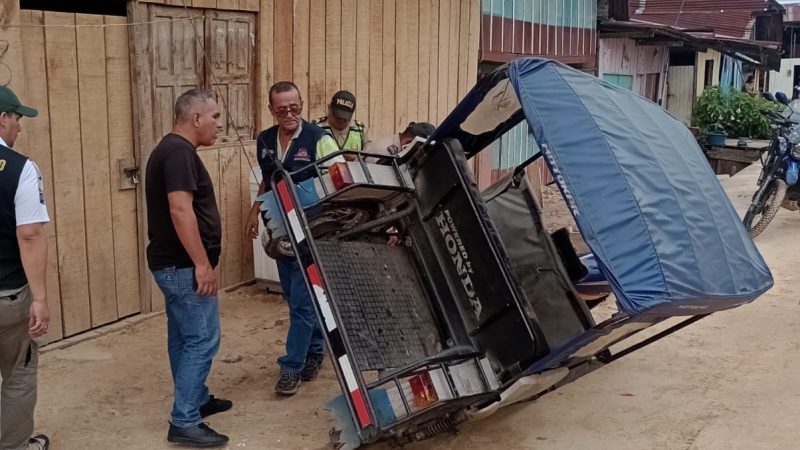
left=693, top=87, right=775, bottom=147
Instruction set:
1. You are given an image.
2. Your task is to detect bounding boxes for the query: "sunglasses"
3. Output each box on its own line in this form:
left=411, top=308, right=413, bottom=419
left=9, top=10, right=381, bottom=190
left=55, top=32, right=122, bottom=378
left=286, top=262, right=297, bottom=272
left=272, top=103, right=302, bottom=118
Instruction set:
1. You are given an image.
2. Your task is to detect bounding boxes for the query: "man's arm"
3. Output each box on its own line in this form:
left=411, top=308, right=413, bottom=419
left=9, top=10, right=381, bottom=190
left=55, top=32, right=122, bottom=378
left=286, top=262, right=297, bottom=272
left=17, top=223, right=49, bottom=336
left=168, top=190, right=217, bottom=296
left=317, top=134, right=344, bottom=164
left=246, top=179, right=266, bottom=240
left=14, top=160, right=50, bottom=337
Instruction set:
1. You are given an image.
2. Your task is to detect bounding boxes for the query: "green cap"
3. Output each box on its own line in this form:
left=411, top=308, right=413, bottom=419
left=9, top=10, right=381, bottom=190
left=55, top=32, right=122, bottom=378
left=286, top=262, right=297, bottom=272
left=0, top=86, right=38, bottom=118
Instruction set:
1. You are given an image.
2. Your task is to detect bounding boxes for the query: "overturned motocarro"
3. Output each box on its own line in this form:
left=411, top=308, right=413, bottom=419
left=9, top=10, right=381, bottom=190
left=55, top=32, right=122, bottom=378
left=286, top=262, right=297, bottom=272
left=263, top=58, right=773, bottom=448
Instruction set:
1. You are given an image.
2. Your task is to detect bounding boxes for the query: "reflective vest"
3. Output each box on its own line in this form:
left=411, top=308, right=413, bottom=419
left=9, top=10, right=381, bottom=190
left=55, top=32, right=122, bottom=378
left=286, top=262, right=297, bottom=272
left=314, top=117, right=366, bottom=151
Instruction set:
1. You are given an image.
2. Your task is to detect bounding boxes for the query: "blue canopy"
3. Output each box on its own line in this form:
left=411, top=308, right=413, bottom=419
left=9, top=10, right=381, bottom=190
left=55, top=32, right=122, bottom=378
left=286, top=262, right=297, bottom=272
left=433, top=58, right=772, bottom=316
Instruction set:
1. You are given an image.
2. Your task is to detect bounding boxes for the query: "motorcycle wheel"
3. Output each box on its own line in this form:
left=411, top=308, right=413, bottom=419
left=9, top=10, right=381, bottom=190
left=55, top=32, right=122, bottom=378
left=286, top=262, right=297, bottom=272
left=264, top=204, right=374, bottom=259
left=744, top=179, right=788, bottom=238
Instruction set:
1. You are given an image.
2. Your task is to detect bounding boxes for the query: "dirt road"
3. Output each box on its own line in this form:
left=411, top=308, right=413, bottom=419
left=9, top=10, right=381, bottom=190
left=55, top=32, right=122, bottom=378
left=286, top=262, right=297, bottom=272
left=34, top=164, right=800, bottom=449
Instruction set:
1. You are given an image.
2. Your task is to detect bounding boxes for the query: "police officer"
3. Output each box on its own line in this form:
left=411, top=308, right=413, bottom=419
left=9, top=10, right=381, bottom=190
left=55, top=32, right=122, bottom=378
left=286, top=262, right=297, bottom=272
left=313, top=90, right=369, bottom=154
left=0, top=85, right=51, bottom=450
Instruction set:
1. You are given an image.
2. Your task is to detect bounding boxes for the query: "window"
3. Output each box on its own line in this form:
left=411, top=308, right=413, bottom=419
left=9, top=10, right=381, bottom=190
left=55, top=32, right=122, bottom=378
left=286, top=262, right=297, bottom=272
left=603, top=73, right=633, bottom=90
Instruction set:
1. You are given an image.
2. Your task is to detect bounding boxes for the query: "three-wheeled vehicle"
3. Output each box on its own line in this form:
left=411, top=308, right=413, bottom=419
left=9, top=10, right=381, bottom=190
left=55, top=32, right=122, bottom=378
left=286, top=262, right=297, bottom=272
left=261, top=59, right=773, bottom=448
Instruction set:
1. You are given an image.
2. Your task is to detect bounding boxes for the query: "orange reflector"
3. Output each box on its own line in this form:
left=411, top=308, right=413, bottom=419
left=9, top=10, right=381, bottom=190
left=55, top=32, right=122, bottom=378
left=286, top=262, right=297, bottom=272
left=409, top=372, right=438, bottom=407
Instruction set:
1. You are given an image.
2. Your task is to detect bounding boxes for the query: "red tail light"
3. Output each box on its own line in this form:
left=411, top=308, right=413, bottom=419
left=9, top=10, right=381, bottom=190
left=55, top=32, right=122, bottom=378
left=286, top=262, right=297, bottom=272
left=329, top=162, right=354, bottom=190
left=409, top=372, right=438, bottom=407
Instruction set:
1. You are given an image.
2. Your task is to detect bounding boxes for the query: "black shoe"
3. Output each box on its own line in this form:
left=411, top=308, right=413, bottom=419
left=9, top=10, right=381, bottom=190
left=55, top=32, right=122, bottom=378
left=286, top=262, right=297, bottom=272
left=28, top=434, right=49, bottom=450
left=167, top=423, right=229, bottom=448
left=199, top=395, right=233, bottom=418
left=300, top=354, right=324, bottom=381
left=275, top=370, right=301, bottom=395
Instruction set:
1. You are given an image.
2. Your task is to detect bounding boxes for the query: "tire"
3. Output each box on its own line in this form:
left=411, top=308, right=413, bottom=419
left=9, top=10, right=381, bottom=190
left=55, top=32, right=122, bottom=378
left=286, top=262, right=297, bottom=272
left=263, top=205, right=374, bottom=259
left=744, top=179, right=788, bottom=238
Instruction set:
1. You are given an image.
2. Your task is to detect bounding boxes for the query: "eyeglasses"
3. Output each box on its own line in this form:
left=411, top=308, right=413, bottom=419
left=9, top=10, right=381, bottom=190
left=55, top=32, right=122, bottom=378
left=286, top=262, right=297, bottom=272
left=272, top=103, right=302, bottom=118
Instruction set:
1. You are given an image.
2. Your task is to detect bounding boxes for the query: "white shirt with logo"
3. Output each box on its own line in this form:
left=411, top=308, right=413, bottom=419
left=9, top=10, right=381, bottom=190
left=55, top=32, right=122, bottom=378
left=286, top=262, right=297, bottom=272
left=0, top=136, right=50, bottom=226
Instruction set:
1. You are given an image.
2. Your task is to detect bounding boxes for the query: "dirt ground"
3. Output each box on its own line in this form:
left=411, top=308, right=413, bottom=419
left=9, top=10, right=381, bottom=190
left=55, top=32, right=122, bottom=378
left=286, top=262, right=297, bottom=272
left=33, top=165, right=800, bottom=449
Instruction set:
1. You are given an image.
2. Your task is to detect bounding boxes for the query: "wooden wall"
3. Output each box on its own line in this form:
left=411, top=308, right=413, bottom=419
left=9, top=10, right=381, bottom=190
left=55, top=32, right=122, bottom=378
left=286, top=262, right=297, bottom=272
left=1, top=0, right=480, bottom=340
left=598, top=37, right=669, bottom=103
left=263, top=0, right=480, bottom=137
left=3, top=7, right=142, bottom=342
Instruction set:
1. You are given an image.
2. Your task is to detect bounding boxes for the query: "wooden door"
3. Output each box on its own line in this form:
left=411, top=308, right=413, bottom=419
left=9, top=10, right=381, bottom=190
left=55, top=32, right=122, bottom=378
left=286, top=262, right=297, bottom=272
left=667, top=66, right=695, bottom=126
left=135, top=4, right=257, bottom=311
left=16, top=11, right=142, bottom=341
left=151, top=5, right=205, bottom=140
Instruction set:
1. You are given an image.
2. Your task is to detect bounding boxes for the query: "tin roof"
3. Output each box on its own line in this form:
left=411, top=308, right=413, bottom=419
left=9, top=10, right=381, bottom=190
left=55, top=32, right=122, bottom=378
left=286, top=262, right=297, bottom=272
left=628, top=0, right=783, bottom=39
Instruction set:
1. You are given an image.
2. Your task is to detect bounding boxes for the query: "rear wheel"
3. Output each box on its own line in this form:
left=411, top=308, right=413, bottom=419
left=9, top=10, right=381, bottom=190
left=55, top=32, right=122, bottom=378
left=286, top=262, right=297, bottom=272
left=744, top=179, right=787, bottom=238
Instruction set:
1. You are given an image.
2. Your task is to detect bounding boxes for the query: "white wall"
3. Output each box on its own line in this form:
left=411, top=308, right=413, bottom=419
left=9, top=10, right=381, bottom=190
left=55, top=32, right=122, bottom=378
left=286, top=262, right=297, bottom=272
left=769, top=58, right=800, bottom=96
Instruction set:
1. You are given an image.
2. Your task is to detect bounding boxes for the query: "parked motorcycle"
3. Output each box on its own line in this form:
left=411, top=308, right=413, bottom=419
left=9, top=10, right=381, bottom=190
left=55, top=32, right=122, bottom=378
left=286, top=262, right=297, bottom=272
left=743, top=93, right=800, bottom=237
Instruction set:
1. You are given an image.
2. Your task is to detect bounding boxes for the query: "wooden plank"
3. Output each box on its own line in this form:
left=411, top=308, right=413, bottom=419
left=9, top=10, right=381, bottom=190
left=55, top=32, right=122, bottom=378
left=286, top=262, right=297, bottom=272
left=405, top=0, right=419, bottom=124
left=258, top=0, right=274, bottom=131
left=239, top=0, right=260, bottom=11
left=428, top=0, right=439, bottom=124
left=1, top=0, right=24, bottom=95
left=437, top=0, right=450, bottom=124
left=467, top=0, right=479, bottom=89
left=240, top=144, right=257, bottom=280
left=367, top=0, right=383, bottom=135
left=393, top=0, right=408, bottom=132
left=326, top=0, right=342, bottom=99
left=216, top=0, right=239, bottom=10
left=76, top=13, right=118, bottom=327
left=293, top=0, right=311, bottom=120
left=382, top=0, right=396, bottom=132
left=128, top=1, right=155, bottom=313
left=44, top=11, right=91, bottom=336
left=355, top=0, right=371, bottom=125
left=417, top=0, right=431, bottom=124
left=341, top=0, right=357, bottom=99
left=273, top=0, right=294, bottom=84
left=447, top=0, right=459, bottom=109
left=308, top=0, right=327, bottom=119
left=192, top=0, right=217, bottom=8
left=220, top=148, right=243, bottom=286
left=18, top=10, right=64, bottom=343
left=457, top=0, right=470, bottom=100
left=105, top=15, right=142, bottom=318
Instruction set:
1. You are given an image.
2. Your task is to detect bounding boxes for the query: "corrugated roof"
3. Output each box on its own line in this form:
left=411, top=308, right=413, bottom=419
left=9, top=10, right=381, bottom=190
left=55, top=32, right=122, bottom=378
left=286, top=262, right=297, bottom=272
left=628, top=0, right=783, bottom=39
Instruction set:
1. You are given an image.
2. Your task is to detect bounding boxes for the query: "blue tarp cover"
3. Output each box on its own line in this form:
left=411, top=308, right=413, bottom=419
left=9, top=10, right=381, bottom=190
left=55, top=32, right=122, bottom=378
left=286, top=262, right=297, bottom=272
left=433, top=58, right=772, bottom=316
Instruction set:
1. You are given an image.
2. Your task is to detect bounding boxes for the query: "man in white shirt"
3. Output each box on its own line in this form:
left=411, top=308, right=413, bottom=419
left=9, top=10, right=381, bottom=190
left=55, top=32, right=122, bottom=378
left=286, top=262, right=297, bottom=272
left=0, top=85, right=51, bottom=450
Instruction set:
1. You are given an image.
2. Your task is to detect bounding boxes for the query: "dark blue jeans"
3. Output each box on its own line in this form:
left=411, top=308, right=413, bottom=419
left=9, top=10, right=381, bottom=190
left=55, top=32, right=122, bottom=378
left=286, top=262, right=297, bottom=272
left=152, top=267, right=220, bottom=428
left=276, top=257, right=325, bottom=373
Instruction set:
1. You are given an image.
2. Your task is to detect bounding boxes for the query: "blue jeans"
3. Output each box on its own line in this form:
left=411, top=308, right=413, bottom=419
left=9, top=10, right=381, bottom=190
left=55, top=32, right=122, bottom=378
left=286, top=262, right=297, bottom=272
left=152, top=267, right=221, bottom=428
left=276, top=257, right=325, bottom=373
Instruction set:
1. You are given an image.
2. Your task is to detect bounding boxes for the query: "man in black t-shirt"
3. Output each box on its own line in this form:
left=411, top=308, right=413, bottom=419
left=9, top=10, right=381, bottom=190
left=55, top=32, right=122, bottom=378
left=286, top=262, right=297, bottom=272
left=145, top=88, right=230, bottom=448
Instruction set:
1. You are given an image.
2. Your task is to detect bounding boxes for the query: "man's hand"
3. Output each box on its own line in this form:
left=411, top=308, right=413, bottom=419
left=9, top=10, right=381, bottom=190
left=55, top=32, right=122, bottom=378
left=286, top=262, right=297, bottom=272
left=195, top=263, right=218, bottom=296
left=246, top=207, right=260, bottom=240
left=29, top=299, right=50, bottom=337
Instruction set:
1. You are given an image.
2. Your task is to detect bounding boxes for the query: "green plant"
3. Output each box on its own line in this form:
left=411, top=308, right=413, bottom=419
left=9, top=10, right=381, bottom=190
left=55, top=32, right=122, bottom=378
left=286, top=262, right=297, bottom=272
left=692, top=86, right=777, bottom=139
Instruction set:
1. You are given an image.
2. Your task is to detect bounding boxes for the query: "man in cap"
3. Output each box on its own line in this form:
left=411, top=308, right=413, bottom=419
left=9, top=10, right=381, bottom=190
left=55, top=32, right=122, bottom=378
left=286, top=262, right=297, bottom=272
left=366, top=121, right=436, bottom=157
left=0, top=85, right=51, bottom=450
left=313, top=90, right=369, bottom=155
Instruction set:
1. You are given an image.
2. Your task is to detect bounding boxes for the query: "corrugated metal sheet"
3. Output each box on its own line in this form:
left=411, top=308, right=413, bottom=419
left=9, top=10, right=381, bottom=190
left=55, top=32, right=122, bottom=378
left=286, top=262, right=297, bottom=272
left=634, top=11, right=755, bottom=38
left=481, top=0, right=597, bottom=64
left=634, top=0, right=777, bottom=13
left=629, top=0, right=782, bottom=39
left=786, top=3, right=800, bottom=22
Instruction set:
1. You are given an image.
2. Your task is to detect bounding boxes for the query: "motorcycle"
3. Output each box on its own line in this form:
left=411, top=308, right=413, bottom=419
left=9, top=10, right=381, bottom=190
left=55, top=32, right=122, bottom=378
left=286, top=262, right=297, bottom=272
left=743, top=92, right=800, bottom=237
